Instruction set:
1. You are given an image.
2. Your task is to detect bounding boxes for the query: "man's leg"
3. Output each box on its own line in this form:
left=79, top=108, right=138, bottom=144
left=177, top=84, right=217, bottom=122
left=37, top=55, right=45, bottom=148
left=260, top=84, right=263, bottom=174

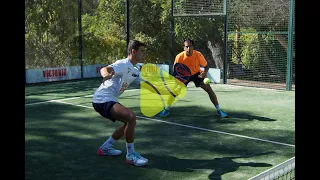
left=110, top=103, right=136, bottom=143
left=199, top=83, right=219, bottom=106
left=94, top=102, right=124, bottom=156
left=110, top=103, right=148, bottom=166
left=196, top=76, right=228, bottom=118
left=98, top=123, right=126, bottom=156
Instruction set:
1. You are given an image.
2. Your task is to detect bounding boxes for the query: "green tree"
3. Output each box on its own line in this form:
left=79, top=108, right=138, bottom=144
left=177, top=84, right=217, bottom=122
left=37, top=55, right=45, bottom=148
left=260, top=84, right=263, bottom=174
left=81, top=0, right=126, bottom=65
left=25, top=0, right=78, bottom=68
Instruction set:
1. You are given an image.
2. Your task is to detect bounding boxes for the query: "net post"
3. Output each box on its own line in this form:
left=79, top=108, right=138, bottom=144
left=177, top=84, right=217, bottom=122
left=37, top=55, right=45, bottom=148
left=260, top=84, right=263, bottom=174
left=78, top=0, right=83, bottom=79
left=286, top=0, right=294, bottom=91
left=223, top=0, right=228, bottom=84
left=170, top=0, right=175, bottom=74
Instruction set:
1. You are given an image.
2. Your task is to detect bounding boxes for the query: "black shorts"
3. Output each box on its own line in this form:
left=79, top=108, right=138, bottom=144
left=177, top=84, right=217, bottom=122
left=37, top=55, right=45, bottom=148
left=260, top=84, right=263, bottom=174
left=185, top=72, right=204, bottom=87
left=92, top=101, right=118, bottom=122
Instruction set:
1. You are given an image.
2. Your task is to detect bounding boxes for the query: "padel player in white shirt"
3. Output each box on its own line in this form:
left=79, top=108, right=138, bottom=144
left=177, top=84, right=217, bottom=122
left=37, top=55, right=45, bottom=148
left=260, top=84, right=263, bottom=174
left=92, top=40, right=148, bottom=167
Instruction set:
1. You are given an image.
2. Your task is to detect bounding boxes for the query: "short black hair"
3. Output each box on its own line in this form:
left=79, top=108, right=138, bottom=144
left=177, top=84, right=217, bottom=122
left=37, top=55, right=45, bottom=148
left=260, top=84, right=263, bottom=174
left=184, top=38, right=194, bottom=45
left=127, top=40, right=147, bottom=55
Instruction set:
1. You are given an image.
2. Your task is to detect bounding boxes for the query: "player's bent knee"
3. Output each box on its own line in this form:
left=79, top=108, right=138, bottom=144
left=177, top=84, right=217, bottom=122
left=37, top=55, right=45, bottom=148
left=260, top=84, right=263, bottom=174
left=126, top=111, right=136, bottom=126
left=128, top=111, right=136, bottom=120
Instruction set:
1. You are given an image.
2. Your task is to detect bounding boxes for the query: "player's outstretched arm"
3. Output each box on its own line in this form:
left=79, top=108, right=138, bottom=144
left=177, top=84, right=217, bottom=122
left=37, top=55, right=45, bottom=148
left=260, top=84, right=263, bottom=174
left=100, top=66, right=115, bottom=83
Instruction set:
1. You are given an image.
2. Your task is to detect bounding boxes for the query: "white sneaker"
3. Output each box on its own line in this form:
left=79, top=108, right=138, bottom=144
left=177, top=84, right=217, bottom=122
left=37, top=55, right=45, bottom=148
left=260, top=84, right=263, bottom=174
left=126, top=152, right=148, bottom=166
left=97, top=146, right=122, bottom=156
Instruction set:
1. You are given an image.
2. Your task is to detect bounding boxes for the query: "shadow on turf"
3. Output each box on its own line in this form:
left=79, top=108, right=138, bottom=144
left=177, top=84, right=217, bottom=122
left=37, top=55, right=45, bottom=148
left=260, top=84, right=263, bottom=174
left=158, top=106, right=276, bottom=122
left=145, top=151, right=274, bottom=180
left=227, top=112, right=276, bottom=122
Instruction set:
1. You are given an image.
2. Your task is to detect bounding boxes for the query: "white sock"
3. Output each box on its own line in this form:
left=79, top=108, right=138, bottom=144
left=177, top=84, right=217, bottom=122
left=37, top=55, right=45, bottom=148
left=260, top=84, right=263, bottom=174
left=126, top=143, right=135, bottom=155
left=101, top=136, right=115, bottom=149
left=215, top=105, right=220, bottom=111
left=166, top=106, right=171, bottom=110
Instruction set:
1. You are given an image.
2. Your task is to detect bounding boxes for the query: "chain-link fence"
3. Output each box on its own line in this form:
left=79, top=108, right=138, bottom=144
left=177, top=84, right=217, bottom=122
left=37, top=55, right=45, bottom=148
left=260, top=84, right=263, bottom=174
left=25, top=0, right=294, bottom=90
left=226, top=0, right=295, bottom=90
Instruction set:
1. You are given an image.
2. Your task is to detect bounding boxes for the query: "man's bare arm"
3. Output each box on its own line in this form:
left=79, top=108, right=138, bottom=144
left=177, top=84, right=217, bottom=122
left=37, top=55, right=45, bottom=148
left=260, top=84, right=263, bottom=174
left=100, top=66, right=115, bottom=83
left=199, top=65, right=209, bottom=78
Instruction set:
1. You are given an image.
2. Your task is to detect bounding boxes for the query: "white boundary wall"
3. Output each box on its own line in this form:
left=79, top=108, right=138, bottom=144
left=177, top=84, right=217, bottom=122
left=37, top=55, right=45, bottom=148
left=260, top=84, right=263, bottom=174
left=25, top=64, right=107, bottom=84
left=26, top=64, right=220, bottom=84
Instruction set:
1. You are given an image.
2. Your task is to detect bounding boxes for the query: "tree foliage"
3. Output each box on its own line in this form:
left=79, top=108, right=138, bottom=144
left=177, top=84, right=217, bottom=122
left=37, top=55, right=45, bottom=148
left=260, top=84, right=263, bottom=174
left=25, top=0, right=78, bottom=68
left=26, top=0, right=294, bottom=80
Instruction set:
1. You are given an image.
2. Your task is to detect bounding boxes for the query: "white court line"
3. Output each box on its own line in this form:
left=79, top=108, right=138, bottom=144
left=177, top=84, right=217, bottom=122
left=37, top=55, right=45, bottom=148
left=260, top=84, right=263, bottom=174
left=25, top=86, right=206, bottom=106
left=47, top=99, right=295, bottom=148
left=139, top=116, right=295, bottom=147
left=25, top=89, right=139, bottom=106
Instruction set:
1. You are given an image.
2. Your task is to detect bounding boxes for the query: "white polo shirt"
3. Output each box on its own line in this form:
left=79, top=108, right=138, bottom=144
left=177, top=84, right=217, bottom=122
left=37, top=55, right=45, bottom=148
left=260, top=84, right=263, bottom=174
left=92, top=58, right=140, bottom=103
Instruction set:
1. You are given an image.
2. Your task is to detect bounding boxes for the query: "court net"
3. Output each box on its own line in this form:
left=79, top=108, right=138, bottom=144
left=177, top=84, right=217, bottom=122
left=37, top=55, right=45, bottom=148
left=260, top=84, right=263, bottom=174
left=249, top=157, right=295, bottom=180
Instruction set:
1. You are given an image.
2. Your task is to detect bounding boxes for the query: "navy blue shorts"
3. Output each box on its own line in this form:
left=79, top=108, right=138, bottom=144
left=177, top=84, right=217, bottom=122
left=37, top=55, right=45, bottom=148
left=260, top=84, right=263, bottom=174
left=92, top=101, right=118, bottom=122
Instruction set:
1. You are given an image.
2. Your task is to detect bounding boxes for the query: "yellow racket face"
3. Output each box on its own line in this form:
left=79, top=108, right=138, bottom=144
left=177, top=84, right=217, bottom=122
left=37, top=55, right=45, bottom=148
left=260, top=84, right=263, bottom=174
left=140, top=64, right=187, bottom=117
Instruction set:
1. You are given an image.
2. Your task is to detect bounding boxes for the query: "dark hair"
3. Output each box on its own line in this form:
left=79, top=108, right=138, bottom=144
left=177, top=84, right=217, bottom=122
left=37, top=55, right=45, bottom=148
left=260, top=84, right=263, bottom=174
left=184, top=38, right=194, bottom=45
left=127, top=40, right=147, bottom=55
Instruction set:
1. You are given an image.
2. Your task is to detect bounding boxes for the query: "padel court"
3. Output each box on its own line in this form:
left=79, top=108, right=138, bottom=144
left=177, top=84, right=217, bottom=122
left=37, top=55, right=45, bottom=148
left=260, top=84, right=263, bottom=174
left=25, top=78, right=295, bottom=180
